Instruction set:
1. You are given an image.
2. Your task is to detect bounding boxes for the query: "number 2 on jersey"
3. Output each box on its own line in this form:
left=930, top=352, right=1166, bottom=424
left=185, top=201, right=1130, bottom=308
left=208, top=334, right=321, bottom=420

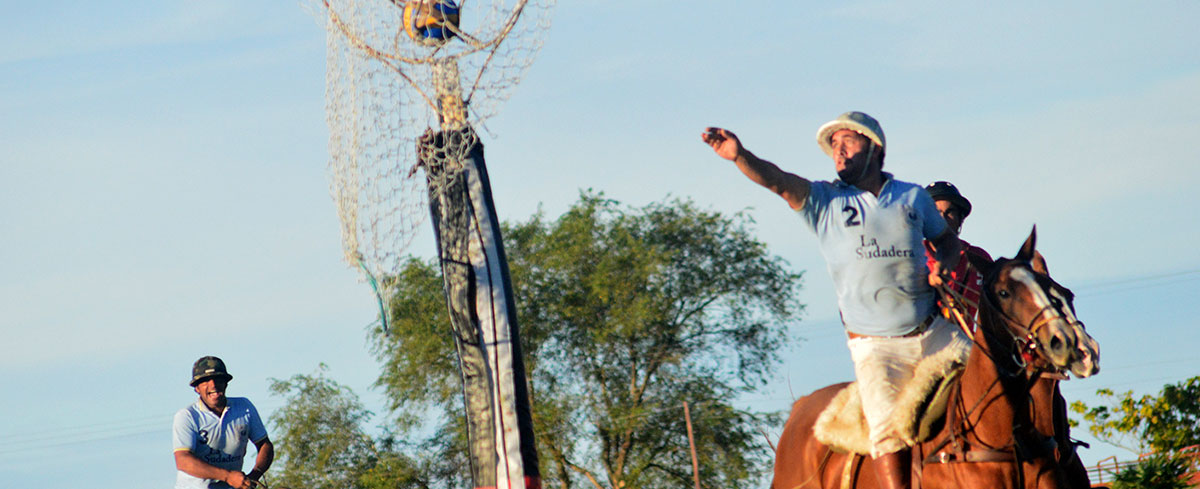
left=842, top=205, right=861, bottom=227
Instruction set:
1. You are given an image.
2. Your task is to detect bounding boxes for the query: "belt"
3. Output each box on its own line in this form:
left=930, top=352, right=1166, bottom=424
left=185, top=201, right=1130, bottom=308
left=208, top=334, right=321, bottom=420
left=846, top=314, right=935, bottom=340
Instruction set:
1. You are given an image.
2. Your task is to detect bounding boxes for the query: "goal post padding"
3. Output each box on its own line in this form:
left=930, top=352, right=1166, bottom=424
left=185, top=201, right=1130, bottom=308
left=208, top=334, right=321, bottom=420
left=421, top=127, right=541, bottom=489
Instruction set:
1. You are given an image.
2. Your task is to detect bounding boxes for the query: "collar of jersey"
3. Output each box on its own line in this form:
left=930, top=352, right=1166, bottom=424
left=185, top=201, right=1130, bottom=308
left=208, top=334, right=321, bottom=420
left=194, top=399, right=230, bottom=419
left=834, top=171, right=894, bottom=191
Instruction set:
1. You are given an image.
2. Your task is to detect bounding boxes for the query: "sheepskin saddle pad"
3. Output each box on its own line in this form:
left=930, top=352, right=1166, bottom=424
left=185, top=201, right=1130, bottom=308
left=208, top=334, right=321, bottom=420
left=814, top=334, right=972, bottom=455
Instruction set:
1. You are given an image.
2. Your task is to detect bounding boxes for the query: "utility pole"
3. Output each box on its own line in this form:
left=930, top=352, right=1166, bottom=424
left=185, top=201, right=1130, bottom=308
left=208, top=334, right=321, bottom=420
left=683, top=401, right=701, bottom=489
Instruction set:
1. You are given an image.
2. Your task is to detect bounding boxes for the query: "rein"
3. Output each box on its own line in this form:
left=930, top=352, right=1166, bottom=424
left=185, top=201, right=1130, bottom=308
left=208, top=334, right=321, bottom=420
left=978, top=261, right=1064, bottom=362
left=942, top=260, right=1066, bottom=376
left=922, top=260, right=1064, bottom=478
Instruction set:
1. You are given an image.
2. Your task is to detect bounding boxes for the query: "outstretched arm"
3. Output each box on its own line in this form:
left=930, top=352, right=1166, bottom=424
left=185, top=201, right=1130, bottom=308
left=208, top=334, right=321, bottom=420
left=702, top=127, right=812, bottom=210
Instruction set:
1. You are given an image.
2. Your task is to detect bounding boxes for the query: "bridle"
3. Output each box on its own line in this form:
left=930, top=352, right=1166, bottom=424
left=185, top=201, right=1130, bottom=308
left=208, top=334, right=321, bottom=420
left=919, top=259, right=1070, bottom=488
left=943, top=260, right=1066, bottom=374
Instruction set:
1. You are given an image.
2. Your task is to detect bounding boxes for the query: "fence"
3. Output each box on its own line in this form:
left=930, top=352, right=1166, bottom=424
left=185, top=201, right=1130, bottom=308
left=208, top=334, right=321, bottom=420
left=1086, top=445, right=1200, bottom=487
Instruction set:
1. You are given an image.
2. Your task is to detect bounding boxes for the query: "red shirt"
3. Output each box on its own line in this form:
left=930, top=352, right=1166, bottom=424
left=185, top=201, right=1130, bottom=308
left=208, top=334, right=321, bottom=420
left=925, top=238, right=992, bottom=331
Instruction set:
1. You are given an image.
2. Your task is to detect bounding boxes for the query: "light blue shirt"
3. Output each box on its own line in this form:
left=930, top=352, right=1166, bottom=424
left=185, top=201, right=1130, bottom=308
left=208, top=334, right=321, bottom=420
left=798, top=173, right=947, bottom=336
left=173, top=397, right=268, bottom=489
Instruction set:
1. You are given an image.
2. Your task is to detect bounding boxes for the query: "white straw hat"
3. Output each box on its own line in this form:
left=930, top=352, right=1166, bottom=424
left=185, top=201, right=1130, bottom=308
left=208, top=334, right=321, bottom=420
left=815, top=111, right=886, bottom=157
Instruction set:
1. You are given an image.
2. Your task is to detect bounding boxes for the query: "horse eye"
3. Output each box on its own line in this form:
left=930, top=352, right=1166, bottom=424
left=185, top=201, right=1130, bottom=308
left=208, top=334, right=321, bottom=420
left=1050, top=297, right=1062, bottom=308
left=997, top=290, right=1011, bottom=299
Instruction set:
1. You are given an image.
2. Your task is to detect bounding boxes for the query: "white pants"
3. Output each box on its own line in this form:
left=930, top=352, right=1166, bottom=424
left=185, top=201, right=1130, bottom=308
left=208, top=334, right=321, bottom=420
left=846, top=316, right=967, bottom=457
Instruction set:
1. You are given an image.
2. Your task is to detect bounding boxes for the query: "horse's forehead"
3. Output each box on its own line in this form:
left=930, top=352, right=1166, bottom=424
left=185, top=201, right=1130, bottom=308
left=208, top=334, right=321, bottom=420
left=1047, top=281, right=1076, bottom=311
left=1043, top=274, right=1075, bottom=302
left=1007, top=267, right=1054, bottom=309
left=1030, top=269, right=1083, bottom=319
left=1042, top=273, right=1101, bottom=373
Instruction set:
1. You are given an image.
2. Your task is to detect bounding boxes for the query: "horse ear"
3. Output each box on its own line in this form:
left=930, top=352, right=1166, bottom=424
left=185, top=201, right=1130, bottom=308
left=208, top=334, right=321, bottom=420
left=1018, top=225, right=1037, bottom=262
left=1031, top=250, right=1050, bottom=275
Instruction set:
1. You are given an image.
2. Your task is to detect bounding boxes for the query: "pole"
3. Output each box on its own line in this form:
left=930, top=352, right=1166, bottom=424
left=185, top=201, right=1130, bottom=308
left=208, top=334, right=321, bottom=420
left=936, top=284, right=974, bottom=336
left=423, top=128, right=540, bottom=489
left=683, top=401, right=701, bottom=489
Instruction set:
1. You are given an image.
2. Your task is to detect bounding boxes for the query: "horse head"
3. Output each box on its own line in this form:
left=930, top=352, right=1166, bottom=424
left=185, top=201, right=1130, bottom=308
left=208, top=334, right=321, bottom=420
left=1029, top=251, right=1101, bottom=378
left=966, top=226, right=1085, bottom=373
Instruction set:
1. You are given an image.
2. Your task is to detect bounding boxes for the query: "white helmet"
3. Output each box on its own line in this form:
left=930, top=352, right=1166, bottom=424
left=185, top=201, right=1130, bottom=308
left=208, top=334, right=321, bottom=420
left=816, top=111, right=886, bottom=157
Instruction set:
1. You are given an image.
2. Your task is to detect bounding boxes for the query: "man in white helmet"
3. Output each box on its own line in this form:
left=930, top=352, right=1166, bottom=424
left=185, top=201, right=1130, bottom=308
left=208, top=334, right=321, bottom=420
left=702, top=112, right=965, bottom=489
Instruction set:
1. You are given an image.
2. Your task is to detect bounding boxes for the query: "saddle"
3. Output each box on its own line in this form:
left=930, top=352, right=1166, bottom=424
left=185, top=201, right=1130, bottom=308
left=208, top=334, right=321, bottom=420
left=814, top=334, right=972, bottom=455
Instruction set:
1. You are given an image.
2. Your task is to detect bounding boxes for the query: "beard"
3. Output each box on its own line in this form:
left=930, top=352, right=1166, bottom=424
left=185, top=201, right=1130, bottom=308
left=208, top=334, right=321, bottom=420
left=837, top=145, right=879, bottom=186
left=838, top=165, right=865, bottom=185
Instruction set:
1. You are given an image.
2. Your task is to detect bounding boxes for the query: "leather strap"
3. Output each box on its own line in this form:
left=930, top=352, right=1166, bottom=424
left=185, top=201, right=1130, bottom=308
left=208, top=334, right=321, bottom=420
left=924, top=448, right=1016, bottom=464
left=847, top=314, right=935, bottom=340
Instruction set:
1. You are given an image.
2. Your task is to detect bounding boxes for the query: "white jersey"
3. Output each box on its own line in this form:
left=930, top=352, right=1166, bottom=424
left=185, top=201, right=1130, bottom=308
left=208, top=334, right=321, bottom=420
left=172, top=397, right=267, bottom=489
left=798, top=173, right=947, bottom=336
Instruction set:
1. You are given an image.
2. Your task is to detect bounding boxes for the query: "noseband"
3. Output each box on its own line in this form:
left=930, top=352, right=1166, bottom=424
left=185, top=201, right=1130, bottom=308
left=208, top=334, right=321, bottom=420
left=975, top=261, right=1068, bottom=371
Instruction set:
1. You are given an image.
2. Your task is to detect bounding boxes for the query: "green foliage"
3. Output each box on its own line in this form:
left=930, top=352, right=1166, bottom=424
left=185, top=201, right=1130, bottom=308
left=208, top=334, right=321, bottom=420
left=1109, top=452, right=1194, bottom=489
left=267, top=365, right=429, bottom=489
left=1070, top=376, right=1200, bottom=454
left=372, top=192, right=804, bottom=489
left=369, top=254, right=459, bottom=433
left=354, top=450, right=433, bottom=489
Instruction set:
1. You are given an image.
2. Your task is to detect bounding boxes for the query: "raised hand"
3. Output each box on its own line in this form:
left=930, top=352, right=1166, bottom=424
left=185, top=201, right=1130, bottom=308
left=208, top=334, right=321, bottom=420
left=702, top=127, right=743, bottom=161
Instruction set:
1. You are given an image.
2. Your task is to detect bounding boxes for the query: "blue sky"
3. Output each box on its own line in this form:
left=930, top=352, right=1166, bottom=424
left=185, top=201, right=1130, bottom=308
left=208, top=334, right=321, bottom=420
left=2, top=1, right=1198, bottom=487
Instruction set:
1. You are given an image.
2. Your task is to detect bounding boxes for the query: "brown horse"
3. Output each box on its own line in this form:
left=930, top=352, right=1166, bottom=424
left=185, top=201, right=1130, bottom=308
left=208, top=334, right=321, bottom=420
left=940, top=250, right=1100, bottom=488
left=1026, top=372, right=1093, bottom=489
left=772, top=229, right=1089, bottom=489
left=1021, top=254, right=1101, bottom=489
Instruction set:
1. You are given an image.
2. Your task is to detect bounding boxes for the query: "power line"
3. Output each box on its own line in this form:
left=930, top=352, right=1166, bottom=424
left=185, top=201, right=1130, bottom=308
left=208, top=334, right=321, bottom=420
left=6, top=271, right=1196, bottom=453
left=0, top=400, right=291, bottom=456
left=1074, top=268, right=1200, bottom=296
left=1062, top=374, right=1197, bottom=396
left=0, top=424, right=162, bottom=455
left=1086, top=356, right=1197, bottom=372
left=0, top=417, right=165, bottom=455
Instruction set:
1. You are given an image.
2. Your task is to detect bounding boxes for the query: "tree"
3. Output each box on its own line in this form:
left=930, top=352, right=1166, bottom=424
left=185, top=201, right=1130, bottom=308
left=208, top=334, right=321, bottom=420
left=372, top=192, right=804, bottom=489
left=1070, top=376, right=1200, bottom=454
left=267, top=365, right=429, bottom=489
left=1109, top=452, right=1194, bottom=489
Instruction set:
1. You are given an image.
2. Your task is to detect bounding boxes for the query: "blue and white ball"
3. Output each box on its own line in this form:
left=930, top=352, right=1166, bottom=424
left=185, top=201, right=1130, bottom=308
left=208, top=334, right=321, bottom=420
left=402, top=0, right=461, bottom=46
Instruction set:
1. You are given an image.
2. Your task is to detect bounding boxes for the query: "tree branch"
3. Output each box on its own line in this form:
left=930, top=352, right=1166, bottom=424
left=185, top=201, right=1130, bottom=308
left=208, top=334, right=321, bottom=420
left=567, top=460, right=607, bottom=489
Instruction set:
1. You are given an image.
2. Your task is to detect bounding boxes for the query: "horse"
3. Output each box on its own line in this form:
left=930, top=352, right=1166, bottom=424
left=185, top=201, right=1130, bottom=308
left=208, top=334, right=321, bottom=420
left=1019, top=253, right=1101, bottom=489
left=772, top=228, right=1091, bottom=489
left=936, top=249, right=1101, bottom=488
left=927, top=241, right=1101, bottom=488
left=938, top=249, right=1102, bottom=488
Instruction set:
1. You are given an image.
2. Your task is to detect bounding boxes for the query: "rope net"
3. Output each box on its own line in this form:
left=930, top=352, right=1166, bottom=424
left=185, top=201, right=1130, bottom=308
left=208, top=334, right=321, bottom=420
left=313, top=0, right=554, bottom=289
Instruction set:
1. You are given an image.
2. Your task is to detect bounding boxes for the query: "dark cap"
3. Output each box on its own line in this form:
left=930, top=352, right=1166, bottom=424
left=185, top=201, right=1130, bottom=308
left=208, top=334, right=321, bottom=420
left=190, top=356, right=233, bottom=387
left=925, top=181, right=972, bottom=218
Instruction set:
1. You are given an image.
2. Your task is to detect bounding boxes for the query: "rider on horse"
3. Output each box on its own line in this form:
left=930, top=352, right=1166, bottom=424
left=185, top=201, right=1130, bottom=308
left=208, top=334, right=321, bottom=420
left=702, top=112, right=968, bottom=489
left=924, top=181, right=993, bottom=332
